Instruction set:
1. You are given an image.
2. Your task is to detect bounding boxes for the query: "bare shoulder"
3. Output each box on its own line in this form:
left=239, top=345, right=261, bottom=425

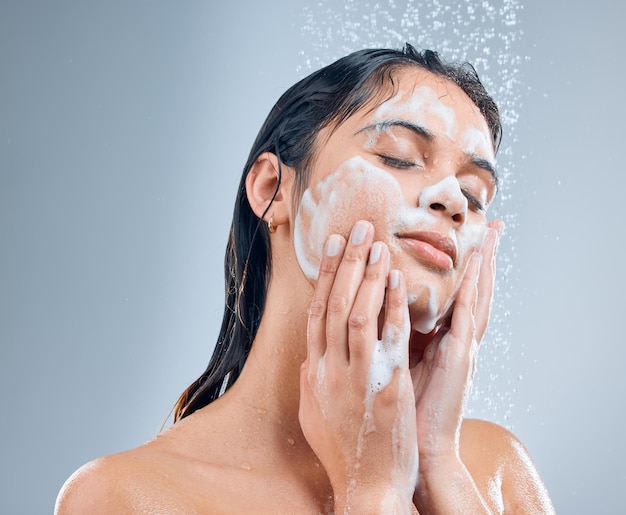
left=55, top=452, right=134, bottom=514
left=460, top=418, right=555, bottom=514
left=55, top=456, right=126, bottom=515
left=54, top=436, right=211, bottom=515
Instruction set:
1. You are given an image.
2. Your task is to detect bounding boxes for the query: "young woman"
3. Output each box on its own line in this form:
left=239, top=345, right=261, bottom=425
left=56, top=45, right=554, bottom=514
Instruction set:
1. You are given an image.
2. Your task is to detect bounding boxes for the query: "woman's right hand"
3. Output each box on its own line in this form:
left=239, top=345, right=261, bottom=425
left=298, top=220, right=418, bottom=515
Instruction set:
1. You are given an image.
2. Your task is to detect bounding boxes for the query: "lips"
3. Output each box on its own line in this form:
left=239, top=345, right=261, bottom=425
left=397, top=230, right=457, bottom=271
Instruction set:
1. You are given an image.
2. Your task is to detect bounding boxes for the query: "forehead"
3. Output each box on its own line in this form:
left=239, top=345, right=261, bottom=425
left=386, top=68, right=486, bottom=117
left=337, top=67, right=494, bottom=157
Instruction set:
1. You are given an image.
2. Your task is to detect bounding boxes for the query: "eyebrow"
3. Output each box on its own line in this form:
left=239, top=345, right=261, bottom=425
left=356, top=119, right=433, bottom=140
left=358, top=119, right=499, bottom=188
left=468, top=155, right=499, bottom=189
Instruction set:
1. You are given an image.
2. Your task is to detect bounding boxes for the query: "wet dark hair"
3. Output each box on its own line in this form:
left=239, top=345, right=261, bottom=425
left=174, top=44, right=501, bottom=421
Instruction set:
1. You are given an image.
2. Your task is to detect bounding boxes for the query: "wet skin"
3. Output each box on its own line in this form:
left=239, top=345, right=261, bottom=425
left=294, top=68, right=498, bottom=335
left=55, top=68, right=554, bottom=514
left=292, top=69, right=551, bottom=512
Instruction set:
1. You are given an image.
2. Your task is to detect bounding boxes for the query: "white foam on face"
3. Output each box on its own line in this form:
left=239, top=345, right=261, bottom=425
left=410, top=284, right=439, bottom=334
left=462, top=124, right=495, bottom=162
left=374, top=86, right=457, bottom=139
left=418, top=175, right=469, bottom=215
left=293, top=188, right=325, bottom=281
left=294, top=156, right=405, bottom=281
left=294, top=155, right=487, bottom=334
left=373, top=84, right=496, bottom=173
left=457, top=222, right=487, bottom=261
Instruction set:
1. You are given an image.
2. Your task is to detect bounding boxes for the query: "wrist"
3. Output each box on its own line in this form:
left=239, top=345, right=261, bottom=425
left=414, top=456, right=492, bottom=515
left=334, top=484, right=414, bottom=515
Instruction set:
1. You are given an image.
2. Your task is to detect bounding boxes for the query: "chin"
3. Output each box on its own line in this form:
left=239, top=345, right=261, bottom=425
left=406, top=288, right=457, bottom=367
left=405, top=273, right=458, bottom=334
left=390, top=246, right=459, bottom=326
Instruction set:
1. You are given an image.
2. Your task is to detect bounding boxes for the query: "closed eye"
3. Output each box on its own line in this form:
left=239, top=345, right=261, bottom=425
left=461, top=188, right=485, bottom=212
left=379, top=154, right=416, bottom=169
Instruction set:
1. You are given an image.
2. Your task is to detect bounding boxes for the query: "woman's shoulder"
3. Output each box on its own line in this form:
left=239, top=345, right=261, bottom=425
left=460, top=418, right=555, bottom=514
left=54, top=432, right=215, bottom=515
left=461, top=417, right=522, bottom=450
left=460, top=418, right=540, bottom=471
left=55, top=449, right=149, bottom=514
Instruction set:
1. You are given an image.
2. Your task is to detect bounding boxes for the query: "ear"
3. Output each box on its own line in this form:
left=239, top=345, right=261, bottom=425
left=246, top=152, right=292, bottom=228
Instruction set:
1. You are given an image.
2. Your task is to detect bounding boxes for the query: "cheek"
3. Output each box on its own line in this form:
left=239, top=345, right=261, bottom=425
left=457, top=221, right=487, bottom=264
left=294, top=158, right=405, bottom=280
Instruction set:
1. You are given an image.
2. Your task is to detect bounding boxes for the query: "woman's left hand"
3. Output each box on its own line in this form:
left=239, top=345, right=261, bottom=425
left=410, top=220, right=503, bottom=512
left=299, top=222, right=419, bottom=514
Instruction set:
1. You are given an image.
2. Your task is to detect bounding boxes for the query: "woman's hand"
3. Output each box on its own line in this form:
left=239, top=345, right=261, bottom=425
left=410, top=220, right=503, bottom=513
left=299, top=220, right=418, bottom=515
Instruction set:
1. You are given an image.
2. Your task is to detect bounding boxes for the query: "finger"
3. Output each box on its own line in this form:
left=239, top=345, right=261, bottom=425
left=424, top=253, right=481, bottom=411
left=381, top=269, right=410, bottom=366
left=307, top=233, right=347, bottom=363
left=452, top=252, right=483, bottom=396
left=376, top=270, right=412, bottom=402
left=346, top=241, right=390, bottom=370
left=473, top=227, right=496, bottom=339
left=474, top=220, right=503, bottom=340
left=325, top=220, right=374, bottom=362
left=447, top=252, right=481, bottom=352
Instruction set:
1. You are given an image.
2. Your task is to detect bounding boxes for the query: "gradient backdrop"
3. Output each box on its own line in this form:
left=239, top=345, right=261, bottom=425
left=1, top=1, right=624, bottom=513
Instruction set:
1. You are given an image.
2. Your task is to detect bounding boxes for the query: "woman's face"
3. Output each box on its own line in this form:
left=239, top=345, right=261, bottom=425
left=293, top=67, right=497, bottom=334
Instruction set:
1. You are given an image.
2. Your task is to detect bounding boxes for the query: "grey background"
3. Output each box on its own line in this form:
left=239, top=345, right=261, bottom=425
left=1, top=1, right=624, bottom=513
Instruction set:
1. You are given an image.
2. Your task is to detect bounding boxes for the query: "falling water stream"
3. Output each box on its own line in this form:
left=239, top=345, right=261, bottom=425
left=297, top=0, right=526, bottom=425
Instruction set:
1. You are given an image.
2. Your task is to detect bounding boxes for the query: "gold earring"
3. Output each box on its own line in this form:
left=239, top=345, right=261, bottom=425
left=268, top=215, right=276, bottom=233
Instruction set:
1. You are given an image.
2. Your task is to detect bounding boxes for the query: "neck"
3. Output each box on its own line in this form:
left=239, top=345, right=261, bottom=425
left=206, top=259, right=318, bottom=461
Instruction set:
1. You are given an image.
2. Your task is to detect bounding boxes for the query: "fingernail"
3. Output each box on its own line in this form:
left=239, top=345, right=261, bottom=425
left=369, top=242, right=382, bottom=264
left=389, top=269, right=400, bottom=289
left=351, top=221, right=369, bottom=245
left=326, top=234, right=341, bottom=257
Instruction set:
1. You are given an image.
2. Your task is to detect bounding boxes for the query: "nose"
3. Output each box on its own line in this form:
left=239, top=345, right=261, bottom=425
left=418, top=176, right=467, bottom=225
